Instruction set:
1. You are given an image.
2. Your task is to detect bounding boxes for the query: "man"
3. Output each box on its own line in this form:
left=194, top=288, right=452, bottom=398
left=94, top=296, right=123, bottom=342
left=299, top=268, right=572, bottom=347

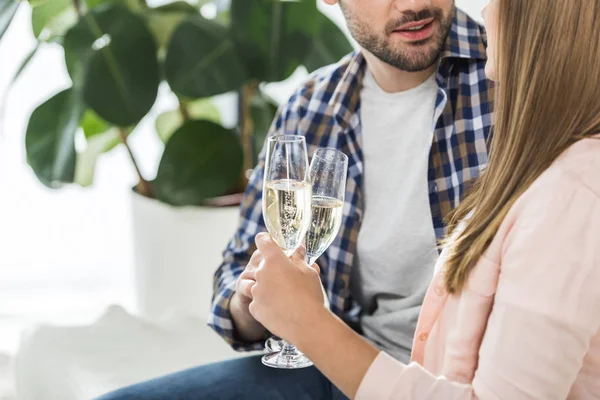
left=98, top=0, right=492, bottom=398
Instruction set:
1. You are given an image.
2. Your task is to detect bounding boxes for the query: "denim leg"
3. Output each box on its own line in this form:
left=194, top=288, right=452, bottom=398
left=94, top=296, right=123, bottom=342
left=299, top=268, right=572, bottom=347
left=332, top=385, right=350, bottom=400
left=94, top=355, right=339, bottom=400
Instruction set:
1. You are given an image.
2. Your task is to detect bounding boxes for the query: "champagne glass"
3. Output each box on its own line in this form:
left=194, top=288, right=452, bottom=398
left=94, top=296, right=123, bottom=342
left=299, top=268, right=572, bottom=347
left=305, top=148, right=348, bottom=267
left=262, top=135, right=312, bottom=369
left=305, top=148, right=347, bottom=311
left=265, top=149, right=348, bottom=355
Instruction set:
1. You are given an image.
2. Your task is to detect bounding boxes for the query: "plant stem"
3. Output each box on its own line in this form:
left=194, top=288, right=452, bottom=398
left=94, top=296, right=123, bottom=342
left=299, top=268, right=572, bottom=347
left=73, top=0, right=83, bottom=16
left=118, top=128, right=153, bottom=198
left=240, top=81, right=258, bottom=177
left=178, top=99, right=190, bottom=121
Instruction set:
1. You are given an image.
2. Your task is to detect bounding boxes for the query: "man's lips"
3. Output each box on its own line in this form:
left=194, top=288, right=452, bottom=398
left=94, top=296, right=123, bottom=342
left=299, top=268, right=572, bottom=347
left=396, top=17, right=435, bottom=31
left=391, top=18, right=435, bottom=42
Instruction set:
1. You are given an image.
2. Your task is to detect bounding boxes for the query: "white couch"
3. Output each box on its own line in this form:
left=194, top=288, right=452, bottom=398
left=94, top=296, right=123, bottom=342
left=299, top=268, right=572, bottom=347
left=14, top=306, right=254, bottom=400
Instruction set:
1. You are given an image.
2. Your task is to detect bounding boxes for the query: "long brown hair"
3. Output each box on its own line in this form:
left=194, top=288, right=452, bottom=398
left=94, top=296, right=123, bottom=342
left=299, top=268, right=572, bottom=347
left=444, top=0, right=600, bottom=293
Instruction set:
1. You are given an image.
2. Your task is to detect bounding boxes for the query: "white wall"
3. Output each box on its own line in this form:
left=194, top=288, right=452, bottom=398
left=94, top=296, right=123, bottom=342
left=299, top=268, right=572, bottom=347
left=456, top=0, right=486, bottom=22
left=0, top=0, right=487, bottom=353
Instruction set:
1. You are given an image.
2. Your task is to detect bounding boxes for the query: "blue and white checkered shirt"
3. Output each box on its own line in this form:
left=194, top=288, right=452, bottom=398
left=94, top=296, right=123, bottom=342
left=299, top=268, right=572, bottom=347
left=209, top=8, right=494, bottom=351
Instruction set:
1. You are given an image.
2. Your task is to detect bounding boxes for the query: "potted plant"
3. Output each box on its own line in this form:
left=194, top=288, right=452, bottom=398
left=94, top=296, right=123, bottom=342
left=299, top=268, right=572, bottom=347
left=1, top=0, right=352, bottom=320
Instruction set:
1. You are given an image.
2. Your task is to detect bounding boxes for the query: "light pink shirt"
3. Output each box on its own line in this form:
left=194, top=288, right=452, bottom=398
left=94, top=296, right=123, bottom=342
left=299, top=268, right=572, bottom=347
left=356, top=136, right=600, bottom=400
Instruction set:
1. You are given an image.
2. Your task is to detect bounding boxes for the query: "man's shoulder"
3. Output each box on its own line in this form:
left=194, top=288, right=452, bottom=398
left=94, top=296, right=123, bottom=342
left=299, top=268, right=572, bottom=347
left=281, top=52, right=357, bottom=117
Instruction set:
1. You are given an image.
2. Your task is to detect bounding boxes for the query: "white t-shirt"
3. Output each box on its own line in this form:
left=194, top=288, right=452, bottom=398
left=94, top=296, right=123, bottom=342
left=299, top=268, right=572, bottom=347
left=350, top=68, right=440, bottom=363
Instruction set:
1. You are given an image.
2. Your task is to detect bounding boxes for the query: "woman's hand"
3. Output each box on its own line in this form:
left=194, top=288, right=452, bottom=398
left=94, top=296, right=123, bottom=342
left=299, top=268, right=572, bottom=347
left=248, top=232, right=326, bottom=344
left=250, top=234, right=380, bottom=400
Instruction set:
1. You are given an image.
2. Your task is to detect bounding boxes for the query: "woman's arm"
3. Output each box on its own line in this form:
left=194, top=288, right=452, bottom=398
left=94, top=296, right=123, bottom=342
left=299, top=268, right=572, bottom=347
left=292, top=308, right=380, bottom=399
left=291, top=307, right=481, bottom=400
left=249, top=234, right=481, bottom=399
left=250, top=182, right=600, bottom=399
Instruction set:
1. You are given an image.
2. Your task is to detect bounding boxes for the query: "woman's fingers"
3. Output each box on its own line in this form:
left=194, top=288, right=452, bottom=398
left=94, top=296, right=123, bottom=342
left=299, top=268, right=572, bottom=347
left=310, top=263, right=320, bottom=275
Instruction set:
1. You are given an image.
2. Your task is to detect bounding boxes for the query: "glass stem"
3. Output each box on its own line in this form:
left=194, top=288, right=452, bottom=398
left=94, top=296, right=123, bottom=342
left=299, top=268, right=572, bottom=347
left=305, top=254, right=330, bottom=308
left=281, top=342, right=298, bottom=355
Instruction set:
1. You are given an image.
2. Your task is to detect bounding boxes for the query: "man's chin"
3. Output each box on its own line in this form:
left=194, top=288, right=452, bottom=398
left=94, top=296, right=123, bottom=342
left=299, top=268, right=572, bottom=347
left=407, top=38, right=437, bottom=48
left=389, top=51, right=439, bottom=71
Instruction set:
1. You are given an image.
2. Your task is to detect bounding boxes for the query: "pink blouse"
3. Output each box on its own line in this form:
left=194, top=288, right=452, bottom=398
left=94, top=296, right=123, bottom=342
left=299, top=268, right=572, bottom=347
left=356, top=137, right=600, bottom=399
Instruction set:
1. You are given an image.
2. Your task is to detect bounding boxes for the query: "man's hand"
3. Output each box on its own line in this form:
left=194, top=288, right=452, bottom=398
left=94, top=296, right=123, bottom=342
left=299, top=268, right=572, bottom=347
left=230, top=248, right=268, bottom=342
left=234, top=249, right=262, bottom=306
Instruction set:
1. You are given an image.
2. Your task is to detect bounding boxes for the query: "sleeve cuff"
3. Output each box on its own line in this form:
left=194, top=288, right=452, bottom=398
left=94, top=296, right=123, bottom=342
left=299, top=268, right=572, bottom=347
left=208, top=279, right=267, bottom=352
left=356, top=351, right=406, bottom=400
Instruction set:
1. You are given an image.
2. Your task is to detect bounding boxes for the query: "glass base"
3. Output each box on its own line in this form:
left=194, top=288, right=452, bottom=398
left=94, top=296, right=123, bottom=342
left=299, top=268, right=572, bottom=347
left=265, top=336, right=283, bottom=352
left=262, top=337, right=313, bottom=369
left=261, top=350, right=314, bottom=369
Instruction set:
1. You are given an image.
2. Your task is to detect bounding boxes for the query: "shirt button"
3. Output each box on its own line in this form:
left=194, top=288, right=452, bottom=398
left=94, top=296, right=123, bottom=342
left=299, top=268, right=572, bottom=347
left=419, top=332, right=429, bottom=342
left=435, top=285, right=445, bottom=296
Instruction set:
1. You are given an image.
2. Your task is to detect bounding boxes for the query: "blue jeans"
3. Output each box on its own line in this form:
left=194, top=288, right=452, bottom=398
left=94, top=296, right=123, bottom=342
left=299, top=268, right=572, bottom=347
left=95, top=355, right=349, bottom=400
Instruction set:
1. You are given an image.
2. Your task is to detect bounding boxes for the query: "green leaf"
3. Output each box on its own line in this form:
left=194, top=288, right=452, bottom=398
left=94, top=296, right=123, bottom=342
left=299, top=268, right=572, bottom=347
left=215, top=8, right=229, bottom=25
left=187, top=96, right=221, bottom=119
left=80, top=108, right=111, bottom=138
left=196, top=0, right=215, bottom=9
left=31, top=0, right=77, bottom=39
left=155, top=110, right=182, bottom=143
left=250, top=90, right=277, bottom=164
left=143, top=2, right=197, bottom=51
left=165, top=15, right=245, bottom=98
left=155, top=98, right=221, bottom=143
left=230, top=0, right=319, bottom=83
left=63, top=5, right=160, bottom=126
left=11, top=42, right=40, bottom=81
left=25, top=89, right=85, bottom=188
left=154, top=119, right=243, bottom=206
left=304, top=14, right=353, bottom=73
left=75, top=109, right=134, bottom=185
left=28, top=0, right=49, bottom=7
left=86, top=0, right=140, bottom=11
left=81, top=108, right=134, bottom=138
left=0, top=0, right=19, bottom=40
left=74, top=127, right=121, bottom=186
left=0, top=42, right=40, bottom=135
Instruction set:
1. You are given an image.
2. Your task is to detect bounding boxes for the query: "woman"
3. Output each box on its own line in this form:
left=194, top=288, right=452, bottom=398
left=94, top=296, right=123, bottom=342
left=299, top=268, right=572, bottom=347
left=249, top=0, right=600, bottom=398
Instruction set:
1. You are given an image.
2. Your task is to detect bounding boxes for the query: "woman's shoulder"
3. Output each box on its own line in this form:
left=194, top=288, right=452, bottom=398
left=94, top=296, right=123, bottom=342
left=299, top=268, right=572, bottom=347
left=527, top=136, right=600, bottom=202
left=485, top=137, right=600, bottom=261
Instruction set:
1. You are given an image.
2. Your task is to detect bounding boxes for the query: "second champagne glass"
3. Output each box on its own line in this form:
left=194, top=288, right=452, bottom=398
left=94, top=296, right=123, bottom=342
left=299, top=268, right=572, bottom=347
left=262, top=135, right=312, bottom=369
left=305, top=148, right=348, bottom=266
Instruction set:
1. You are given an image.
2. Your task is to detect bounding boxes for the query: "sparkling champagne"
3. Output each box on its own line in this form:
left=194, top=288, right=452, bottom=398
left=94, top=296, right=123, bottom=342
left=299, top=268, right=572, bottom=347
left=264, top=179, right=312, bottom=255
left=305, top=196, right=344, bottom=264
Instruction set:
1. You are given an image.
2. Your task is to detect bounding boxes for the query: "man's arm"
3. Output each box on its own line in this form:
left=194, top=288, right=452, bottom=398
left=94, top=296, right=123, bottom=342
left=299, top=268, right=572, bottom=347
left=207, top=60, right=335, bottom=348
left=207, top=107, right=284, bottom=350
left=230, top=292, right=267, bottom=342
left=207, top=151, right=269, bottom=350
left=229, top=250, right=268, bottom=342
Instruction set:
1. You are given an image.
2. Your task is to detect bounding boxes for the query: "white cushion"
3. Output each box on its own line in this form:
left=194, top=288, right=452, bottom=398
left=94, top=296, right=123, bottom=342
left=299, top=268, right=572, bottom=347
left=14, top=305, right=253, bottom=400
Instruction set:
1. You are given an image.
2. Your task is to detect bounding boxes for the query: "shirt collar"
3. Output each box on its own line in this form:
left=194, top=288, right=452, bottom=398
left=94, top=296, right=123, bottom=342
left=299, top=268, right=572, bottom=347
left=440, top=8, right=488, bottom=61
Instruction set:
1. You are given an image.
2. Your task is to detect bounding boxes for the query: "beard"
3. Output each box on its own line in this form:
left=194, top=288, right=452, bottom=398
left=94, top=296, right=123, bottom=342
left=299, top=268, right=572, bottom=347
left=340, top=4, right=455, bottom=72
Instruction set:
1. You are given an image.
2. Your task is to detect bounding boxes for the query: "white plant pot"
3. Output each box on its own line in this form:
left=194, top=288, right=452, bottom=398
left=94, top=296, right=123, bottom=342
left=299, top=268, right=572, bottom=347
left=131, top=191, right=239, bottom=322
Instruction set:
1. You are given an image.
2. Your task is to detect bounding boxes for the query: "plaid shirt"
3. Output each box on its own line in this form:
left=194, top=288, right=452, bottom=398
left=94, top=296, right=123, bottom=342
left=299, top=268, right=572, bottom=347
left=209, top=8, right=494, bottom=351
